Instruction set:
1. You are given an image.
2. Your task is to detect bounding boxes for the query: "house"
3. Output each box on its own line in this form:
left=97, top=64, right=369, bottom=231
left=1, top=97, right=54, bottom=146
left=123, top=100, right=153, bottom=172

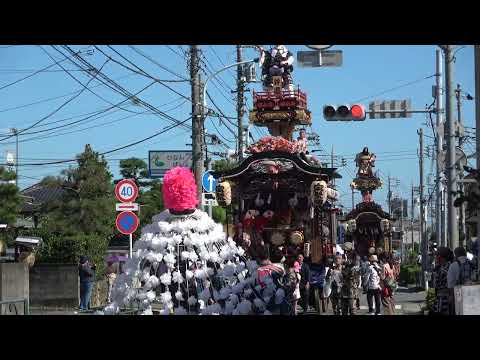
left=17, top=183, right=67, bottom=229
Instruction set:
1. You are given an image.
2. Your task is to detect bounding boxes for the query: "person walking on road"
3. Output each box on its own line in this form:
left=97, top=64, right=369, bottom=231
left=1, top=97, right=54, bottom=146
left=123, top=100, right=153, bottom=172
left=447, top=246, right=478, bottom=314
left=297, top=254, right=312, bottom=314
left=380, top=253, right=397, bottom=315
left=365, top=254, right=382, bottom=315
left=430, top=247, right=453, bottom=315
left=289, top=260, right=301, bottom=315
left=79, top=255, right=96, bottom=311
left=327, top=255, right=344, bottom=315
left=448, top=247, right=477, bottom=288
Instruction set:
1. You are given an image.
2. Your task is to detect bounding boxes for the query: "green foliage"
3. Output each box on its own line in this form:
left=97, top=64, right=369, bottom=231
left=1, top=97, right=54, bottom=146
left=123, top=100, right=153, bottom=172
left=119, top=158, right=149, bottom=187
left=23, top=227, right=109, bottom=277
left=423, top=288, right=436, bottom=313
left=138, top=179, right=164, bottom=227
left=35, top=145, right=114, bottom=272
left=47, top=144, right=115, bottom=236
left=399, top=264, right=421, bottom=285
left=0, top=166, right=21, bottom=226
left=213, top=159, right=237, bottom=173
left=212, top=206, right=226, bottom=224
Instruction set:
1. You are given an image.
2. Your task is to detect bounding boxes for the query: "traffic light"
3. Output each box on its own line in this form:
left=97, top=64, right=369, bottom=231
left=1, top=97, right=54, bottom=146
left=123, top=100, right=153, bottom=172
left=323, top=104, right=366, bottom=121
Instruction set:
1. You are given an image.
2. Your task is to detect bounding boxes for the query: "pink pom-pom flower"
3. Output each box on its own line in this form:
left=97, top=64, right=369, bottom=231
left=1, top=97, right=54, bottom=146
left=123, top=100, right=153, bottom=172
left=162, top=167, right=199, bottom=211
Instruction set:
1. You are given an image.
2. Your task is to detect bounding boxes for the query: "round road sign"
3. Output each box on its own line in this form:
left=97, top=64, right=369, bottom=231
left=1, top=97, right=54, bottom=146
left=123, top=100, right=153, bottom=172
left=115, top=179, right=139, bottom=203
left=116, top=211, right=139, bottom=235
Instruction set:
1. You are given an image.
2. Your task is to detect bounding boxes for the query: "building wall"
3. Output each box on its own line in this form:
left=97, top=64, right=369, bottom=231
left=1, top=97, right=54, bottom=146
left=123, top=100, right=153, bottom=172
left=0, top=263, right=29, bottom=315
left=29, top=264, right=79, bottom=308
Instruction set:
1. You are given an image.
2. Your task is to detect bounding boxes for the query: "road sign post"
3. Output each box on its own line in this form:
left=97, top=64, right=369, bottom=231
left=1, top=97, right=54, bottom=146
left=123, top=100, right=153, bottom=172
left=202, top=171, right=217, bottom=218
left=116, top=211, right=139, bottom=258
left=202, top=171, right=217, bottom=193
left=202, top=192, right=218, bottom=207
left=116, top=203, right=139, bottom=212
left=115, top=179, right=139, bottom=203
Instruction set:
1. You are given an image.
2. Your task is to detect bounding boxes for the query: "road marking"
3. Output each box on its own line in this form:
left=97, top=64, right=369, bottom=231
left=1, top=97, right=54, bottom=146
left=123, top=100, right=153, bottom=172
left=359, top=305, right=402, bottom=310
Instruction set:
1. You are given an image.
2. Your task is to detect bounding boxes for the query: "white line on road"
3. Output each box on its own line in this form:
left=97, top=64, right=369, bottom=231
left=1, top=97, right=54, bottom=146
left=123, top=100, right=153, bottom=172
left=359, top=305, right=402, bottom=310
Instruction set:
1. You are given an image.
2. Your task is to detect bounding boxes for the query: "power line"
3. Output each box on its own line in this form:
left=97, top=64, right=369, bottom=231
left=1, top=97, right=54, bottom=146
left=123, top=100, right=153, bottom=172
left=0, top=58, right=109, bottom=142
left=128, top=45, right=188, bottom=81
left=0, top=50, right=80, bottom=92
left=0, top=117, right=192, bottom=167
left=44, top=46, right=145, bottom=116
left=61, top=45, right=191, bottom=131
left=350, top=74, right=436, bottom=103
left=0, top=80, right=160, bottom=145
left=0, top=73, right=137, bottom=115
left=100, top=45, right=191, bottom=102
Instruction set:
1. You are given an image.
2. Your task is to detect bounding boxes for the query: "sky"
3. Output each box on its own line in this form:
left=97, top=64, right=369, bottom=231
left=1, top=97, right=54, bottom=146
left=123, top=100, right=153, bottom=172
left=0, top=45, right=475, bottom=214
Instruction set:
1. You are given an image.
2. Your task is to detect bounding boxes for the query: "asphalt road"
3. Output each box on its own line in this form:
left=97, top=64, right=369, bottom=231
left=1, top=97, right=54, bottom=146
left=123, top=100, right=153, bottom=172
left=300, top=286, right=426, bottom=316
left=29, top=287, right=426, bottom=315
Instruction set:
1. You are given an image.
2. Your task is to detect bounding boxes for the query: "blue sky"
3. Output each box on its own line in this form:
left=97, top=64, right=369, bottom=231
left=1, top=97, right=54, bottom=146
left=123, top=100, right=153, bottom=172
left=0, top=45, right=475, bottom=214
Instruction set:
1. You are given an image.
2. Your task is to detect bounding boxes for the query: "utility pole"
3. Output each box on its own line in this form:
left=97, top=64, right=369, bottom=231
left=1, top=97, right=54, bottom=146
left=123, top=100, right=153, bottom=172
left=419, top=128, right=427, bottom=288
left=418, top=128, right=427, bottom=283
left=444, top=45, right=459, bottom=250
left=388, top=176, right=392, bottom=215
left=475, top=45, right=480, bottom=278
left=351, top=187, right=355, bottom=210
left=435, top=49, right=445, bottom=247
left=411, top=183, right=415, bottom=255
left=190, top=45, right=204, bottom=208
left=331, top=145, right=335, bottom=187
left=400, top=198, right=404, bottom=261
left=12, top=128, right=18, bottom=188
left=236, top=45, right=245, bottom=161
left=456, top=83, right=466, bottom=247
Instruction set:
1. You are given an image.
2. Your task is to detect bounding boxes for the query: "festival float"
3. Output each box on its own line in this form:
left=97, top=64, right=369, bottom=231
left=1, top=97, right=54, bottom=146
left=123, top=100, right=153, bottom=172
left=213, top=45, right=340, bottom=265
left=344, top=148, right=393, bottom=257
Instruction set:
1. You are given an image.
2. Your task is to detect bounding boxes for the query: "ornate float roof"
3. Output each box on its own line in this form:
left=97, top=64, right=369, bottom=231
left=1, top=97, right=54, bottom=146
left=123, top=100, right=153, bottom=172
left=212, top=151, right=342, bottom=182
left=346, top=201, right=391, bottom=222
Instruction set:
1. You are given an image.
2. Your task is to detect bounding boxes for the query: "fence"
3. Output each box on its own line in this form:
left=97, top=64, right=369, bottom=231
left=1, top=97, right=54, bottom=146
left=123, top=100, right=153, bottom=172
left=0, top=298, right=29, bottom=315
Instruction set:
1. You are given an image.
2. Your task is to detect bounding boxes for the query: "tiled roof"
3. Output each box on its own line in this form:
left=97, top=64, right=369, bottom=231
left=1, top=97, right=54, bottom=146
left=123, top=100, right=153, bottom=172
left=20, top=183, right=67, bottom=213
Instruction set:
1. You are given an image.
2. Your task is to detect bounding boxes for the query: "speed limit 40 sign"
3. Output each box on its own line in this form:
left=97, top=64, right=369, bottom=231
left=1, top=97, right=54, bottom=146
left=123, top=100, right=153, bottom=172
left=115, top=179, right=139, bottom=203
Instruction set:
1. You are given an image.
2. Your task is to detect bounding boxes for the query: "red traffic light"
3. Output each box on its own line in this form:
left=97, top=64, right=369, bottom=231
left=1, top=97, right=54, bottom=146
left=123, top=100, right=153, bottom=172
left=351, top=104, right=366, bottom=120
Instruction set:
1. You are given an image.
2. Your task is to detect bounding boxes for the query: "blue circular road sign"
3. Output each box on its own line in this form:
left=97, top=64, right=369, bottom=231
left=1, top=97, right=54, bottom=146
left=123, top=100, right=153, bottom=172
left=116, top=211, right=139, bottom=235
left=202, top=171, right=217, bottom=193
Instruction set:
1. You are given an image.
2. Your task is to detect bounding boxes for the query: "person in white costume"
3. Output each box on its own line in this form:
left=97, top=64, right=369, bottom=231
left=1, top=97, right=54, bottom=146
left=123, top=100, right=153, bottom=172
left=103, top=167, right=282, bottom=315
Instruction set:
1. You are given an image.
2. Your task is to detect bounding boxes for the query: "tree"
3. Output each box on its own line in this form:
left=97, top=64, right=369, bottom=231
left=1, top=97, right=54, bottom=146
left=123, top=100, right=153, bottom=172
left=0, top=166, right=20, bottom=226
left=119, top=157, right=149, bottom=187
left=138, top=179, right=164, bottom=226
left=213, top=159, right=237, bottom=173
left=43, top=144, right=115, bottom=274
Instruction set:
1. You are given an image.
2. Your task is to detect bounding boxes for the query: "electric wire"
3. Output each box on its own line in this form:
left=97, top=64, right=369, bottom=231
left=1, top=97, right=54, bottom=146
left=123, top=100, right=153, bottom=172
left=350, top=74, right=436, bottom=103
left=0, top=117, right=192, bottom=167
left=0, top=50, right=80, bottom=92
left=61, top=45, right=191, bottom=131
left=0, top=58, right=109, bottom=142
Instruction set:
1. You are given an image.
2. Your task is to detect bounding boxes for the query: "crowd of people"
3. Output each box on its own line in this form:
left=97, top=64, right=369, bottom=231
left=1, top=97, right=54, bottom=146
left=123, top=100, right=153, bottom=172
left=254, top=243, right=401, bottom=315
left=430, top=246, right=478, bottom=315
